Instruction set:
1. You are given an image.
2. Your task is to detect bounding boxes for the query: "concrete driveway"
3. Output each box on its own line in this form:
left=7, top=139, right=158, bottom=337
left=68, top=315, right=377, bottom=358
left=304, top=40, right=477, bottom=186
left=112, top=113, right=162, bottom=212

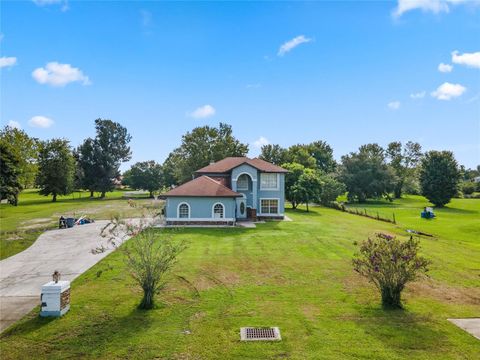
left=0, top=220, right=128, bottom=332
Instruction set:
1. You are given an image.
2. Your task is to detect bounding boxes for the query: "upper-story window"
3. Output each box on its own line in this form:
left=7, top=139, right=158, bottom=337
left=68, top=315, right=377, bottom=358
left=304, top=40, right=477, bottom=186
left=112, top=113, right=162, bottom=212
left=237, top=174, right=249, bottom=190
left=260, top=173, right=278, bottom=190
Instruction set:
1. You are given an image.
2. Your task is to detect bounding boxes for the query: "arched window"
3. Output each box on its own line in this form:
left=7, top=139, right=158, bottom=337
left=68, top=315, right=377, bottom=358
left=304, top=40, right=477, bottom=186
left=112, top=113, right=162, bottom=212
left=237, top=174, right=249, bottom=190
left=213, top=203, right=224, bottom=218
left=178, top=203, right=190, bottom=218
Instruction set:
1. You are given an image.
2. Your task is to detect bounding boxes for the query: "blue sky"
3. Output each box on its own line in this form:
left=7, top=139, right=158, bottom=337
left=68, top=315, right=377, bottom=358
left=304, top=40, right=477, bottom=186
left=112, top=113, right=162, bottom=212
left=1, top=0, right=479, bottom=169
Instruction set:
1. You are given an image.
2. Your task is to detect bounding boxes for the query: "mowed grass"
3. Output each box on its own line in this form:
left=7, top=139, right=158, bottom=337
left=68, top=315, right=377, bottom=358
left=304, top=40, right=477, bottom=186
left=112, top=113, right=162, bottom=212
left=1, top=197, right=479, bottom=359
left=0, top=189, right=153, bottom=259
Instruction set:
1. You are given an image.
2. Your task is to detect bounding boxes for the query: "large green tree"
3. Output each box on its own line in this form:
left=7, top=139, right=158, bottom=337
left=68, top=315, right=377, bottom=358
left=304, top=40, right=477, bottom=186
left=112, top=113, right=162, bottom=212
left=259, top=144, right=288, bottom=165
left=419, top=151, right=460, bottom=207
left=284, top=144, right=317, bottom=169
left=282, top=162, right=306, bottom=209
left=163, top=123, right=248, bottom=184
left=291, top=168, right=323, bottom=212
left=123, top=161, right=163, bottom=197
left=36, top=139, right=76, bottom=202
left=77, top=119, right=132, bottom=197
left=339, top=144, right=397, bottom=202
left=307, top=140, right=337, bottom=173
left=0, top=126, right=39, bottom=188
left=318, top=174, right=346, bottom=205
left=386, top=141, right=422, bottom=198
left=0, top=140, right=22, bottom=206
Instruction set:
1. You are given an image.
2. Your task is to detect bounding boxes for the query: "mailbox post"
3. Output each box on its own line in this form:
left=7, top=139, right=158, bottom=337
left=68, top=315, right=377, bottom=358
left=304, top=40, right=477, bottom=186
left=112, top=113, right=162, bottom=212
left=40, top=280, right=70, bottom=317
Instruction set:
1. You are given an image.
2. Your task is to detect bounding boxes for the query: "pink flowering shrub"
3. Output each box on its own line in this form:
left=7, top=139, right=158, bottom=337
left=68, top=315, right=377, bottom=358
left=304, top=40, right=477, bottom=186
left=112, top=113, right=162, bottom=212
left=352, top=233, right=431, bottom=308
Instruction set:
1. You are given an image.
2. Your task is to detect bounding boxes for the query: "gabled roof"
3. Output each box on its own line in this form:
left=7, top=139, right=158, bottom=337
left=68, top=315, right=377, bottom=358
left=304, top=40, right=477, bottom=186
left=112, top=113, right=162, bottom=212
left=195, top=157, right=288, bottom=174
left=163, top=176, right=242, bottom=197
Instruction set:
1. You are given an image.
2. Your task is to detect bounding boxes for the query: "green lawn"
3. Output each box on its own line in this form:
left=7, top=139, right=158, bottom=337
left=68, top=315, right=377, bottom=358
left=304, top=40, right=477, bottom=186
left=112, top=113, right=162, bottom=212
left=1, top=196, right=479, bottom=359
left=0, top=189, right=152, bottom=259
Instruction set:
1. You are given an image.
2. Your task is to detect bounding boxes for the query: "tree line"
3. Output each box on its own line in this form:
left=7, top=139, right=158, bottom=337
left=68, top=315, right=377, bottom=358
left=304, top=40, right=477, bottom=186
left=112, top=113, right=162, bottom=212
left=1, top=121, right=478, bottom=207
left=1, top=119, right=132, bottom=204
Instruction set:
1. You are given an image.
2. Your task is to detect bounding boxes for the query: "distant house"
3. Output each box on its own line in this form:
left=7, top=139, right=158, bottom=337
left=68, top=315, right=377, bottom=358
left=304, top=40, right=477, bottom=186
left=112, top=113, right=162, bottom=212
left=163, top=157, right=288, bottom=226
left=474, top=176, right=480, bottom=183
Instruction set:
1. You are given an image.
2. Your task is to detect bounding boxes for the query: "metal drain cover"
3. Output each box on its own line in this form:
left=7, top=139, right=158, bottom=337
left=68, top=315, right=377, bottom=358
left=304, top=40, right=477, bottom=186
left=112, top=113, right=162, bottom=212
left=240, top=327, right=281, bottom=341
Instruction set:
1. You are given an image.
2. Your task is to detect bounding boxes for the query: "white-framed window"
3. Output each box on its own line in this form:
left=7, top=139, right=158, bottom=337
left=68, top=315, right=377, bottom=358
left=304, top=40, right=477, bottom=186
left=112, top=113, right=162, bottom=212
left=212, top=203, right=225, bottom=218
left=260, top=173, right=278, bottom=190
left=260, top=199, right=279, bottom=214
left=178, top=203, right=190, bottom=218
left=237, top=174, right=249, bottom=190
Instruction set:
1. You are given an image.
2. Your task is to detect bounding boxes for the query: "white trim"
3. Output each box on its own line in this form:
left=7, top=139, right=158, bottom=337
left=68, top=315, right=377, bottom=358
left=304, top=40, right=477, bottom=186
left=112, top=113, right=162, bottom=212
left=232, top=172, right=256, bottom=182
left=259, top=197, right=280, bottom=215
left=260, top=173, right=280, bottom=191
left=177, top=202, right=190, bottom=219
left=211, top=202, right=225, bottom=219
left=166, top=217, right=235, bottom=222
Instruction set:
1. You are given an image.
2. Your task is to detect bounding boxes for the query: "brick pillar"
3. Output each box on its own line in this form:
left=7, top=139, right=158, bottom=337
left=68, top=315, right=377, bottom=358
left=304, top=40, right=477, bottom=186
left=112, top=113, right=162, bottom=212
left=250, top=208, right=257, bottom=222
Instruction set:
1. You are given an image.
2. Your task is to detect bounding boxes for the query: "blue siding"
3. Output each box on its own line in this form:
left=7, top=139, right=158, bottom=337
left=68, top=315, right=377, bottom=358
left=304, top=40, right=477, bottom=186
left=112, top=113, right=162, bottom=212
left=257, top=173, right=285, bottom=215
left=165, top=197, right=237, bottom=219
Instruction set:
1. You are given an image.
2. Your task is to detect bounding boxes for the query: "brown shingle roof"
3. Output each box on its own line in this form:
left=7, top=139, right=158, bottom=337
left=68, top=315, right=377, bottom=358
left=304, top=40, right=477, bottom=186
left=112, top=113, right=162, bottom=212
left=163, top=176, right=242, bottom=197
left=195, top=157, right=288, bottom=174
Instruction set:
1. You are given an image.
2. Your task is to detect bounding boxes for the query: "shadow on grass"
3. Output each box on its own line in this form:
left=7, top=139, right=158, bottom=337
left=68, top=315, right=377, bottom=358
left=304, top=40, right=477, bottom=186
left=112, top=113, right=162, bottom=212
left=1, top=307, right=159, bottom=357
left=353, top=307, right=448, bottom=352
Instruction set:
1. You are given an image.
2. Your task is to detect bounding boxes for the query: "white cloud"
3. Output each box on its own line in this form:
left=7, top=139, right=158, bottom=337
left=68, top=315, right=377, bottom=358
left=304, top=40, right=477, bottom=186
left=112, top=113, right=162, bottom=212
left=32, top=0, right=69, bottom=11
left=388, top=101, right=401, bottom=110
left=278, top=35, right=312, bottom=57
left=7, top=120, right=21, bottom=129
left=451, top=50, right=480, bottom=69
left=410, top=91, right=426, bottom=99
left=32, top=62, right=90, bottom=87
left=393, top=0, right=449, bottom=17
left=431, top=82, right=466, bottom=100
left=253, top=136, right=270, bottom=149
left=0, top=56, right=17, bottom=68
left=29, top=116, right=54, bottom=128
left=438, top=62, right=453, bottom=73
left=33, top=0, right=62, bottom=4
left=392, top=0, right=477, bottom=17
left=188, top=104, right=216, bottom=119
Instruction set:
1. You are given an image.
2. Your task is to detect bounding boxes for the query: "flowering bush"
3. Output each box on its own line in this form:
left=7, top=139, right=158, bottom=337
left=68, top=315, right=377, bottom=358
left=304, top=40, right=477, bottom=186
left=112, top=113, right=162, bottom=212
left=352, top=233, right=431, bottom=308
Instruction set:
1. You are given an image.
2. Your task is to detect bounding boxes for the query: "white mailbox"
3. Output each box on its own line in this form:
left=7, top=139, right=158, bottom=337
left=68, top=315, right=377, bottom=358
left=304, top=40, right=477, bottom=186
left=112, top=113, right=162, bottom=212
left=40, top=280, right=70, bottom=317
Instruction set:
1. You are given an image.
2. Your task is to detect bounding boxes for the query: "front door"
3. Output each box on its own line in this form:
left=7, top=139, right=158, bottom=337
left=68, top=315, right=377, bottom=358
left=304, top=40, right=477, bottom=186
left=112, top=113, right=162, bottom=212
left=236, top=197, right=247, bottom=219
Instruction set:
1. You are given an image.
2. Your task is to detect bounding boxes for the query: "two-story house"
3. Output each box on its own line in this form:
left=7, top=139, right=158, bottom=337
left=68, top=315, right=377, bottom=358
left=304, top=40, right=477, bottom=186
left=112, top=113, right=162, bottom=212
left=163, top=157, right=288, bottom=225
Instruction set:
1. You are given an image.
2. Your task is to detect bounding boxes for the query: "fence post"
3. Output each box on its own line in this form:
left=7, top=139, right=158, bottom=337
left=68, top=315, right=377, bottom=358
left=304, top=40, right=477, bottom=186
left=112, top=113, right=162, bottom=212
left=376, top=211, right=379, bottom=220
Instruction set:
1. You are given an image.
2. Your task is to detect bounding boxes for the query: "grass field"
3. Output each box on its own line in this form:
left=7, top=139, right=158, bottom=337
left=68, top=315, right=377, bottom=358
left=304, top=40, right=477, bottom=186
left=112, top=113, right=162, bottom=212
left=0, top=189, right=152, bottom=259
left=1, top=196, right=479, bottom=359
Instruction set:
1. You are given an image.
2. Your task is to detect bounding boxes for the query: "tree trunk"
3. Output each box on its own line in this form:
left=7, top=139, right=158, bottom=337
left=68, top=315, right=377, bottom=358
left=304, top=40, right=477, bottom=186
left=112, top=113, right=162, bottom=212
left=149, top=191, right=154, bottom=198
left=52, top=194, right=57, bottom=202
left=100, top=191, right=106, bottom=198
left=90, top=190, right=94, bottom=198
left=291, top=201, right=297, bottom=209
left=306, top=201, right=309, bottom=212
left=381, top=287, right=402, bottom=309
left=140, top=288, right=155, bottom=310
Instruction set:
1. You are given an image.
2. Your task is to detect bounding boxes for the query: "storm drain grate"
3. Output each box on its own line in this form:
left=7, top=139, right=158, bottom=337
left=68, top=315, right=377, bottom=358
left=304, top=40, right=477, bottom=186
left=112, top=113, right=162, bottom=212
left=240, top=327, right=281, bottom=341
